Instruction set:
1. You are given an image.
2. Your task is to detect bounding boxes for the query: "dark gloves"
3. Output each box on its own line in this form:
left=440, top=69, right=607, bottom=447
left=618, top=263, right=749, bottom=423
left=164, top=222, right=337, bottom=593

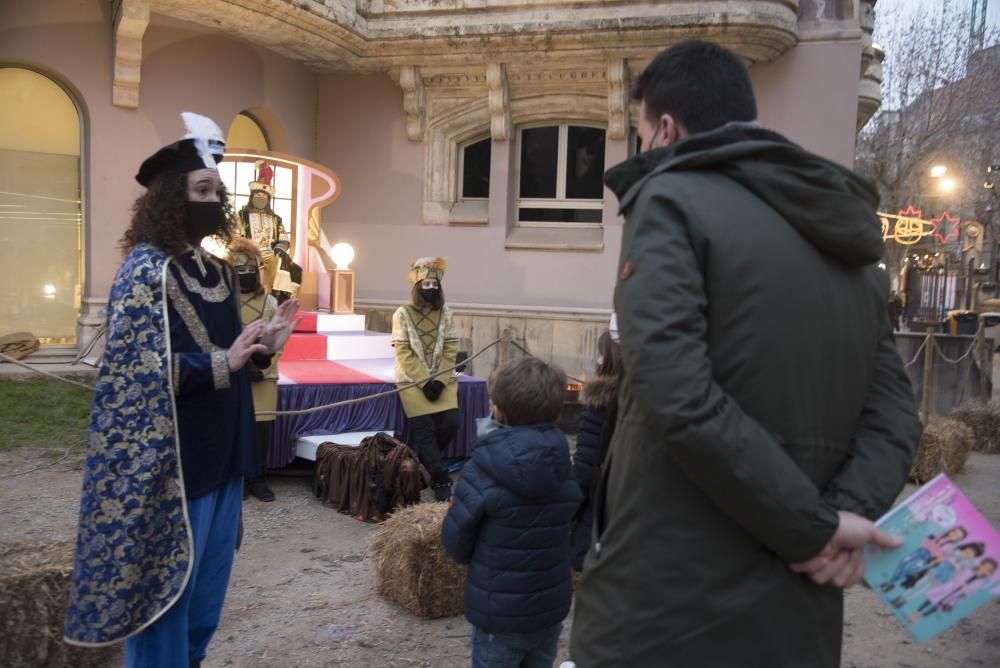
left=422, top=379, right=445, bottom=402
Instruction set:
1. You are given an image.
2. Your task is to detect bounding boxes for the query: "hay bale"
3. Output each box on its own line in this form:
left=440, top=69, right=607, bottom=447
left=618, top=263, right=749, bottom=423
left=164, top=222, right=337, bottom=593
left=0, top=541, right=116, bottom=668
left=369, top=503, right=466, bottom=620
left=910, top=417, right=974, bottom=484
left=949, top=401, right=1000, bottom=454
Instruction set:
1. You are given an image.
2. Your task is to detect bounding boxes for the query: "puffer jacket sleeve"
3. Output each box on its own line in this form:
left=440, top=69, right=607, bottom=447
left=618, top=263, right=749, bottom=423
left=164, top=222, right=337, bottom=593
left=441, top=457, right=488, bottom=564
left=822, top=275, right=921, bottom=520
left=573, top=408, right=606, bottom=497
left=616, top=189, right=839, bottom=564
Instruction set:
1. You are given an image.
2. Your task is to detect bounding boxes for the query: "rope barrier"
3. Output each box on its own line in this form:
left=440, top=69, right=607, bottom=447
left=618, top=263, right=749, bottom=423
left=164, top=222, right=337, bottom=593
left=930, top=323, right=984, bottom=364
left=0, top=353, right=96, bottom=391
left=509, top=339, right=587, bottom=385
left=903, top=335, right=930, bottom=369
left=254, top=339, right=502, bottom=417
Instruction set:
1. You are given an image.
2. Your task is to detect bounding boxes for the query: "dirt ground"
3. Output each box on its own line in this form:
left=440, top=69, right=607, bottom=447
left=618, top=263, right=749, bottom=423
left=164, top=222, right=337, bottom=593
left=1, top=446, right=998, bottom=668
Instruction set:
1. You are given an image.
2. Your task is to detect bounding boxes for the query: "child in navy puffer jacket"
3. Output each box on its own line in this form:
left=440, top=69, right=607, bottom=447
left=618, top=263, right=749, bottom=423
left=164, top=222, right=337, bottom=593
left=442, top=357, right=582, bottom=668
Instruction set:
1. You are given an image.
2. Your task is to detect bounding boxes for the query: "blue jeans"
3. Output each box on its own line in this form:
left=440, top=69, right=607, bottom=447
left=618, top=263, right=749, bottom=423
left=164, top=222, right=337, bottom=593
left=472, top=623, right=563, bottom=668
left=124, top=477, right=242, bottom=668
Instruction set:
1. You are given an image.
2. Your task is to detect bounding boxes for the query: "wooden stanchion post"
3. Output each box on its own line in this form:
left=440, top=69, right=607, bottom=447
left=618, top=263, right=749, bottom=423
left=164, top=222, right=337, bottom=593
left=921, top=327, right=935, bottom=421
left=980, top=329, right=990, bottom=404
left=499, top=328, right=512, bottom=367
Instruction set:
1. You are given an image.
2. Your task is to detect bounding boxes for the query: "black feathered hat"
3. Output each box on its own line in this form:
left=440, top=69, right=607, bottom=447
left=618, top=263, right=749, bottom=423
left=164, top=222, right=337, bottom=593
left=135, top=112, right=226, bottom=187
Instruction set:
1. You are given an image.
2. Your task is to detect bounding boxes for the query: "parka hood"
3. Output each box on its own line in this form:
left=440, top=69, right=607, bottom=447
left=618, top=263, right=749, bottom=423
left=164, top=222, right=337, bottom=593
left=605, top=123, right=884, bottom=266
left=473, top=424, right=571, bottom=498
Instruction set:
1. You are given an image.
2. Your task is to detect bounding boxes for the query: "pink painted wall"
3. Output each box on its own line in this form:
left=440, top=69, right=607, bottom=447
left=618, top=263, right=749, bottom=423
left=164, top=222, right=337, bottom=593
left=314, top=39, right=865, bottom=310
left=314, top=72, right=625, bottom=310
left=751, top=41, right=863, bottom=168
left=2, top=0, right=865, bottom=312
left=0, top=0, right=318, bottom=300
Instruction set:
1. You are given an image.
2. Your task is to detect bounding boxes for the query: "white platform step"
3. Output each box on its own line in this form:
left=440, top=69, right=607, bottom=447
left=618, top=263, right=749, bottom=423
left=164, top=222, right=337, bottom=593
left=295, top=431, right=386, bottom=461
left=316, top=313, right=366, bottom=333
left=325, top=332, right=394, bottom=360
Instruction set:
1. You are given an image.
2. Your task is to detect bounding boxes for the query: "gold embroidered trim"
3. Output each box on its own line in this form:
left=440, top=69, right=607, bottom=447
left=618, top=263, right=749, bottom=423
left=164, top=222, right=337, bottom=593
left=165, top=274, right=222, bottom=353
left=175, top=251, right=231, bottom=303
left=211, top=351, right=230, bottom=390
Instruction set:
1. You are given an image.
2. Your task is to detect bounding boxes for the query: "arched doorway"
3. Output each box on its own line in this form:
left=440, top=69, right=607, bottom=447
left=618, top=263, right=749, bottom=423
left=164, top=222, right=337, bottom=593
left=0, top=67, right=83, bottom=345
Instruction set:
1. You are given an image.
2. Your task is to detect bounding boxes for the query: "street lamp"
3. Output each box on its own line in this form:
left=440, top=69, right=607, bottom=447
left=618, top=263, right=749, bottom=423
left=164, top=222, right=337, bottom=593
left=938, top=178, right=958, bottom=194
left=930, top=165, right=948, bottom=178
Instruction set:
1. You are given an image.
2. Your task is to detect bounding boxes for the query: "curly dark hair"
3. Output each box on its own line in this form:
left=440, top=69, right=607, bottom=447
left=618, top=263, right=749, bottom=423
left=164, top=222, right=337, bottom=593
left=121, top=171, right=237, bottom=257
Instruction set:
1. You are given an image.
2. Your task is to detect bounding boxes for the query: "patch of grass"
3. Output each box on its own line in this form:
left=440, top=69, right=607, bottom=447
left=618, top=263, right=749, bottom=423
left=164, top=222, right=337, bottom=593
left=0, top=379, right=91, bottom=452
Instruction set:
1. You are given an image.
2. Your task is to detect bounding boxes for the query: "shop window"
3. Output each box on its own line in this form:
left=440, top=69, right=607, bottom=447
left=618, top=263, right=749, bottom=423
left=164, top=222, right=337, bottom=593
left=515, top=124, right=605, bottom=226
left=0, top=67, right=82, bottom=345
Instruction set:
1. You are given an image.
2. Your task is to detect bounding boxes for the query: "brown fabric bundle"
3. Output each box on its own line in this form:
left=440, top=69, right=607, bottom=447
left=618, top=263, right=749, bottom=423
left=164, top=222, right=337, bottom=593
left=0, top=332, right=40, bottom=361
left=315, top=433, right=429, bottom=522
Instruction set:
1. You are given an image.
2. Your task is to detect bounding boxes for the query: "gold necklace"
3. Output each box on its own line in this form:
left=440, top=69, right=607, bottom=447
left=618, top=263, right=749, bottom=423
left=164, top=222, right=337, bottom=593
left=176, top=249, right=231, bottom=303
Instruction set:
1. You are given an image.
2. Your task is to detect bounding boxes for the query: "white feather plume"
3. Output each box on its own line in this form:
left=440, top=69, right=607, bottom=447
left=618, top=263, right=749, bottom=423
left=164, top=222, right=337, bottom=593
left=181, top=112, right=226, bottom=169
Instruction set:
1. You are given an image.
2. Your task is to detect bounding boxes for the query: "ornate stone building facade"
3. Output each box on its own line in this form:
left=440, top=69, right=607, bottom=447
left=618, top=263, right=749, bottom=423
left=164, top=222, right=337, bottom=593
left=1, top=0, right=881, bottom=374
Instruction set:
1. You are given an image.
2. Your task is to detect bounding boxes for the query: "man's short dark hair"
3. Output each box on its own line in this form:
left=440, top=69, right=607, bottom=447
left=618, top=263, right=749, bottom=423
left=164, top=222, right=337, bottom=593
left=631, top=40, right=757, bottom=135
left=489, top=357, right=566, bottom=426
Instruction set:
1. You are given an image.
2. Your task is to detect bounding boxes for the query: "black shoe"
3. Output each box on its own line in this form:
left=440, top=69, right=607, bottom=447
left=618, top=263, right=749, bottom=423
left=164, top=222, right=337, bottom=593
left=432, top=481, right=452, bottom=502
left=248, top=478, right=275, bottom=502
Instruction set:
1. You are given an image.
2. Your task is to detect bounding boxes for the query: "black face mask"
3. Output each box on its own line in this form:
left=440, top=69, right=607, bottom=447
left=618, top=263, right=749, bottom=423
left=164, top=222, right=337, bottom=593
left=185, top=201, right=225, bottom=242
left=238, top=271, right=260, bottom=293
left=420, top=287, right=439, bottom=303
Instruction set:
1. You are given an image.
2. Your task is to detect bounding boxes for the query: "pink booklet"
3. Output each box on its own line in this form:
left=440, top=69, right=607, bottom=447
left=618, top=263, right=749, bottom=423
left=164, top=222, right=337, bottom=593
left=863, top=473, right=1000, bottom=643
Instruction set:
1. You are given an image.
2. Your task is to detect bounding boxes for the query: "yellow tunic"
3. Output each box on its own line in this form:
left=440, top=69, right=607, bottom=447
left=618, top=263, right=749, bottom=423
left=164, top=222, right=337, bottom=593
left=392, top=304, right=459, bottom=417
left=240, top=292, right=280, bottom=422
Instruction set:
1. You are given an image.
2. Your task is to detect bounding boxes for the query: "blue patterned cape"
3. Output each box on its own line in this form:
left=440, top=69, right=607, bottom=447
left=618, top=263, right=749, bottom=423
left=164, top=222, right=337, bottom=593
left=65, top=245, right=193, bottom=646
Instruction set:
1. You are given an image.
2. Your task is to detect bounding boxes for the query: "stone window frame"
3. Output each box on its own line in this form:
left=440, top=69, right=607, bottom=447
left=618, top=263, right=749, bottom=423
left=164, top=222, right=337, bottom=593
left=422, top=91, right=614, bottom=251
left=503, top=94, right=610, bottom=251
left=511, top=122, right=607, bottom=229
left=423, top=98, right=492, bottom=226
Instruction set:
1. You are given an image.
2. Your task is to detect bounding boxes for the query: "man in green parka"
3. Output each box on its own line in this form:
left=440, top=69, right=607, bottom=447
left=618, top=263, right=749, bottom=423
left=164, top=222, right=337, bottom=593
left=570, top=41, right=922, bottom=667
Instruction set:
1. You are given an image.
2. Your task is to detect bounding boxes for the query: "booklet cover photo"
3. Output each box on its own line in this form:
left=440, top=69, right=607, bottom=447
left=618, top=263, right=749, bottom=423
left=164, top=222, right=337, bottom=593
left=863, top=473, right=1000, bottom=643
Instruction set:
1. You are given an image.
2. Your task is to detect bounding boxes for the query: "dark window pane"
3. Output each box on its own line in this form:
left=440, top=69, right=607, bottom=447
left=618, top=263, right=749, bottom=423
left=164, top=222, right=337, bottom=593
left=565, top=126, right=606, bottom=199
left=461, top=138, right=491, bottom=199
left=517, top=207, right=603, bottom=224
left=519, top=126, right=559, bottom=198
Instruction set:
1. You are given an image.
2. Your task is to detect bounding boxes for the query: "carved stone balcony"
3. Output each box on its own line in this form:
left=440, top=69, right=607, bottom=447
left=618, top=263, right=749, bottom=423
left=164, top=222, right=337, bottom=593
left=149, top=0, right=800, bottom=71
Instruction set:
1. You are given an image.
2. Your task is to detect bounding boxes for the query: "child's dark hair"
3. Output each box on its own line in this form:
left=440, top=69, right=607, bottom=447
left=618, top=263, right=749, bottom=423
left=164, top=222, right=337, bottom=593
left=959, top=542, right=986, bottom=557
left=596, top=330, right=622, bottom=378
left=489, top=356, right=566, bottom=426
left=980, top=558, right=997, bottom=571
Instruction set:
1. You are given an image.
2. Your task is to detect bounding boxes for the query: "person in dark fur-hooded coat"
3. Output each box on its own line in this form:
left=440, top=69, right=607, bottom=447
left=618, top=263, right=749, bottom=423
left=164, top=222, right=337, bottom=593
left=570, top=330, right=622, bottom=571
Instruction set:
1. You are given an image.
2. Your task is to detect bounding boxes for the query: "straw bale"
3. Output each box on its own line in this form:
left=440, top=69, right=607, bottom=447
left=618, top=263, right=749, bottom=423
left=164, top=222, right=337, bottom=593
left=369, top=503, right=466, bottom=620
left=910, top=417, right=974, bottom=484
left=948, top=401, right=1000, bottom=454
left=0, top=540, right=116, bottom=667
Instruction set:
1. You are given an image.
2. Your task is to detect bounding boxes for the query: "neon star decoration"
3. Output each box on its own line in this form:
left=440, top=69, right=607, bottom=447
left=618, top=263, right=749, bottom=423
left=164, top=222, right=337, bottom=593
left=880, top=207, right=934, bottom=245
left=931, top=211, right=961, bottom=245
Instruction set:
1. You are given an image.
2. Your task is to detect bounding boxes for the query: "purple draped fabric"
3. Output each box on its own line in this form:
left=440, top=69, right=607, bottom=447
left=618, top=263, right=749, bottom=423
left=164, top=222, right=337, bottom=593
left=268, top=376, right=489, bottom=467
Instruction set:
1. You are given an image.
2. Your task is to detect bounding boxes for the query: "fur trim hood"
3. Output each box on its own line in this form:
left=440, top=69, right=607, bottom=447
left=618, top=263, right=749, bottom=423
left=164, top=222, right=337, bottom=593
left=580, top=374, right=619, bottom=411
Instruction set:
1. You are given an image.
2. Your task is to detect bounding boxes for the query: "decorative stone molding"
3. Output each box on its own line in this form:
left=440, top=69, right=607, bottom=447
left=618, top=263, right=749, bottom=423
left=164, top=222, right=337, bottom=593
left=150, top=1, right=799, bottom=72
left=112, top=0, right=150, bottom=109
left=486, top=63, right=511, bottom=142
left=857, top=0, right=883, bottom=130
left=399, top=66, right=426, bottom=141
left=607, top=59, right=629, bottom=141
